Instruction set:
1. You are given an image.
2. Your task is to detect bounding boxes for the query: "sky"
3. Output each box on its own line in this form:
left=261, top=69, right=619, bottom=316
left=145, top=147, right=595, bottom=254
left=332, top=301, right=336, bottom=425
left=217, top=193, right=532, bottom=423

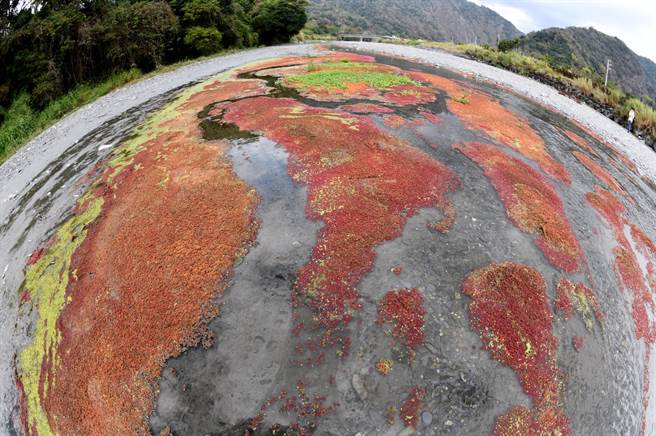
left=470, top=0, right=656, bottom=62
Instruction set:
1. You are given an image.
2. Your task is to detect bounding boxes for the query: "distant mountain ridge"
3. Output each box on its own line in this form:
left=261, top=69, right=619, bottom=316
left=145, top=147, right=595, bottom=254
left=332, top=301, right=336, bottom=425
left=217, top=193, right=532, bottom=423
left=307, top=0, right=522, bottom=45
left=518, top=27, right=656, bottom=101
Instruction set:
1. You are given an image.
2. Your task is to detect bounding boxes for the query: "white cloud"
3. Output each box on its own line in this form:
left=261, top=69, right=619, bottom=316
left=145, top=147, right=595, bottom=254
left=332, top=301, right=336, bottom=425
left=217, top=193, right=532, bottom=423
left=484, top=3, right=538, bottom=32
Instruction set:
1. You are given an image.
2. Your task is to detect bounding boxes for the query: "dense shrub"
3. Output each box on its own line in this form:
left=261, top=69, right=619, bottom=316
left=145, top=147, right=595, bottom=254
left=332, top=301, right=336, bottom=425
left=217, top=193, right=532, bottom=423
left=251, top=0, right=308, bottom=45
left=184, top=26, right=223, bottom=55
left=497, top=37, right=520, bottom=52
left=104, top=1, right=179, bottom=72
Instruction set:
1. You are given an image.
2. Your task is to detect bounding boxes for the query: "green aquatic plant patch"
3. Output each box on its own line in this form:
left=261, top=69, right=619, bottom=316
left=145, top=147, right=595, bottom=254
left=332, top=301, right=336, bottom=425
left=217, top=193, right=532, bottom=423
left=287, top=67, right=420, bottom=91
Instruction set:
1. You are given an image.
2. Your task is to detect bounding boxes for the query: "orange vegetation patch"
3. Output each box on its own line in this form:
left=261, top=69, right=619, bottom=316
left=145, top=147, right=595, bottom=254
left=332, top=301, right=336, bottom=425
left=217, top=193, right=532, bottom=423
left=236, top=52, right=376, bottom=74
left=382, top=114, right=407, bottom=128
left=563, top=129, right=599, bottom=157
left=339, top=103, right=394, bottom=114
left=30, top=78, right=263, bottom=433
left=573, top=151, right=626, bottom=197
left=376, top=359, right=394, bottom=375
left=377, top=288, right=426, bottom=350
left=463, top=262, right=569, bottom=435
left=454, top=142, right=583, bottom=273
left=399, top=385, right=425, bottom=428
left=572, top=120, right=638, bottom=174
left=409, top=71, right=571, bottom=185
left=382, top=84, right=436, bottom=106
left=178, top=79, right=271, bottom=113
left=222, top=97, right=459, bottom=357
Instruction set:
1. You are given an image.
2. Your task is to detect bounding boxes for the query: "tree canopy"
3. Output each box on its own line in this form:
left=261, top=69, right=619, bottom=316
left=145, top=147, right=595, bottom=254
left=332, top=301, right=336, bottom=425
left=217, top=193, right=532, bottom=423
left=0, top=0, right=307, bottom=121
left=251, top=0, right=308, bottom=45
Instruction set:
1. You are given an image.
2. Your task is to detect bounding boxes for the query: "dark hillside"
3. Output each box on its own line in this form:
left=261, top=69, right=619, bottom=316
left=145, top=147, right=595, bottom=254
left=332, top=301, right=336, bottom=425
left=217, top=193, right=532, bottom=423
left=307, top=0, right=522, bottom=45
left=519, top=27, right=656, bottom=100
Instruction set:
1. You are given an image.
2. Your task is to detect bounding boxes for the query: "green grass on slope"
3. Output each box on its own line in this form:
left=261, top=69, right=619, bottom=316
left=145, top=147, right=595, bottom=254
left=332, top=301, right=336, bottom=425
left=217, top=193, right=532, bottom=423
left=0, top=68, right=142, bottom=164
left=0, top=47, right=248, bottom=165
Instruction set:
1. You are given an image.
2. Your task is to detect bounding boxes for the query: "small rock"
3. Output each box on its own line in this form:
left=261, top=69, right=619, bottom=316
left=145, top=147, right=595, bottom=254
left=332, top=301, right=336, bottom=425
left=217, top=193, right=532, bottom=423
left=421, top=411, right=433, bottom=425
left=352, top=374, right=368, bottom=401
left=445, top=419, right=453, bottom=426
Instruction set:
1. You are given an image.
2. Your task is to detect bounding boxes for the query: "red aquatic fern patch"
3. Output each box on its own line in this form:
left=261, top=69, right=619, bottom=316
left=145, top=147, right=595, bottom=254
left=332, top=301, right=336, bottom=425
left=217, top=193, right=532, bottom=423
left=449, top=92, right=570, bottom=185
left=420, top=110, right=443, bottom=124
left=556, top=277, right=603, bottom=329
left=222, top=97, right=460, bottom=356
left=382, top=84, right=436, bottom=106
left=382, top=114, right=407, bottom=128
left=399, top=385, right=426, bottom=428
left=586, top=188, right=656, bottom=341
left=339, top=103, right=394, bottom=114
left=573, top=151, right=626, bottom=197
left=554, top=282, right=574, bottom=320
left=248, top=382, right=338, bottom=436
left=587, top=186, right=656, bottom=430
left=463, top=262, right=569, bottom=436
left=179, top=79, right=271, bottom=112
left=570, top=120, right=638, bottom=173
left=377, top=288, right=426, bottom=349
left=494, top=405, right=532, bottom=436
left=454, top=142, right=582, bottom=273
left=409, top=71, right=570, bottom=185
left=572, top=336, right=584, bottom=352
left=563, top=129, right=599, bottom=157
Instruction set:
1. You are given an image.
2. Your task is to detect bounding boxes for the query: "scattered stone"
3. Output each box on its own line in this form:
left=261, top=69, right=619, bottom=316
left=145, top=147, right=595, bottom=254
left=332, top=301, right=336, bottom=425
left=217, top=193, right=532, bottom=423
left=421, top=411, right=433, bottom=425
left=352, top=373, right=368, bottom=400
left=445, top=419, right=453, bottom=426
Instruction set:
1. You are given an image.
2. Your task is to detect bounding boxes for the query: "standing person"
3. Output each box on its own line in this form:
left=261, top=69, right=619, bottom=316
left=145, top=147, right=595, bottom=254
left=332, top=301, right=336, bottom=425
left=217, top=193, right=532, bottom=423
left=627, top=107, right=636, bottom=132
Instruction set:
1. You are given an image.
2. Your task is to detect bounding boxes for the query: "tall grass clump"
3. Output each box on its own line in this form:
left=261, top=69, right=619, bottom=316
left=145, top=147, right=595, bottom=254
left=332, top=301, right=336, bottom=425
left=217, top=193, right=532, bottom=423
left=624, top=98, right=656, bottom=137
left=571, top=77, right=594, bottom=94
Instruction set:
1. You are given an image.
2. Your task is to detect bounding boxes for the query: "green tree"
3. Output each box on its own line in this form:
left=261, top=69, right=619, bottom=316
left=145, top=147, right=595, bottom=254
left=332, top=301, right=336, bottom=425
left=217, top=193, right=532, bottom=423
left=105, top=1, right=179, bottom=72
left=183, top=25, right=222, bottom=55
left=251, top=0, right=307, bottom=45
left=182, top=0, right=222, bottom=26
left=498, top=37, right=520, bottom=53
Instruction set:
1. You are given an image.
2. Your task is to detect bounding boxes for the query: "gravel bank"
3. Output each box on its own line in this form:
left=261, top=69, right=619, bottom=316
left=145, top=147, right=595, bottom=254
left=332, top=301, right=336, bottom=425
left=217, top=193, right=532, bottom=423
left=332, top=41, right=656, bottom=182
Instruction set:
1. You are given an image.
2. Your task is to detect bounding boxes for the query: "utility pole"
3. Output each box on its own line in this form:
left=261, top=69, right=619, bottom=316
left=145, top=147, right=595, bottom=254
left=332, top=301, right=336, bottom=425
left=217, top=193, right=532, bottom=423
left=604, top=59, right=612, bottom=89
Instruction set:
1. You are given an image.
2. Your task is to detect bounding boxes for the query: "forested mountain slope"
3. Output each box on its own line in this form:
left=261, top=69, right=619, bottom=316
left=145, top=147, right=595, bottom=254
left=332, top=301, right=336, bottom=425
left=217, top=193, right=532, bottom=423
left=519, top=27, right=656, bottom=100
left=307, top=0, right=521, bottom=45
